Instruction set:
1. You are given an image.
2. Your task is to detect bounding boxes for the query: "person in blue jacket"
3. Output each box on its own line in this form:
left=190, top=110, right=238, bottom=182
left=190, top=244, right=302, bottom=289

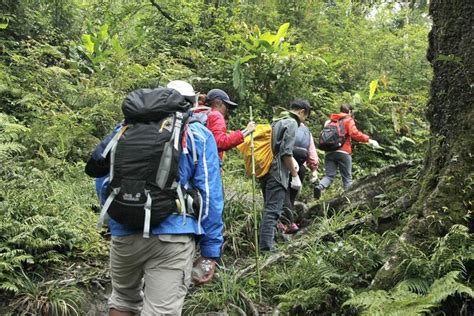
left=87, top=81, right=224, bottom=316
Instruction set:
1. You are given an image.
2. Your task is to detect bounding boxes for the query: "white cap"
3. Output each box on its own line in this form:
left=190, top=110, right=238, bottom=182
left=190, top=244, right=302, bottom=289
left=167, top=80, right=196, bottom=97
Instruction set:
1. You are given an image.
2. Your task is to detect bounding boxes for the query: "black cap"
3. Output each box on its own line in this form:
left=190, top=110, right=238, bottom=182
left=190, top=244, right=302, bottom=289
left=206, top=89, right=238, bottom=108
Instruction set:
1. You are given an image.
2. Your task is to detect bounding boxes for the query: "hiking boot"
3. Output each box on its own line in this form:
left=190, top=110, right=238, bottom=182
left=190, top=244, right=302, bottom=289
left=277, top=223, right=288, bottom=234
left=286, top=223, right=299, bottom=234
left=313, top=185, right=322, bottom=199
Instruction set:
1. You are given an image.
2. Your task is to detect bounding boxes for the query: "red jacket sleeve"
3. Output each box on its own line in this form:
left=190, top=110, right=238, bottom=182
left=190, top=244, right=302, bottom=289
left=346, top=118, right=370, bottom=143
left=207, top=111, right=244, bottom=152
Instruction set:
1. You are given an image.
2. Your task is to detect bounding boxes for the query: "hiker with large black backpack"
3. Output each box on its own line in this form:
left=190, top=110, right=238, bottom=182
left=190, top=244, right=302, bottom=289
left=314, top=103, right=380, bottom=199
left=85, top=81, right=224, bottom=315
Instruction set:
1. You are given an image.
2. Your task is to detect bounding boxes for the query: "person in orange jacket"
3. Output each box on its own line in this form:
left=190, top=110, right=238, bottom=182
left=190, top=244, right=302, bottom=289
left=314, top=103, right=380, bottom=199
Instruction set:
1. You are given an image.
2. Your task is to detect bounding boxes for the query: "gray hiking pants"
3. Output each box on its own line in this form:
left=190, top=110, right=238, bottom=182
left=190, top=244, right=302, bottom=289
left=259, top=173, right=287, bottom=251
left=319, top=151, right=352, bottom=191
left=108, top=234, right=194, bottom=315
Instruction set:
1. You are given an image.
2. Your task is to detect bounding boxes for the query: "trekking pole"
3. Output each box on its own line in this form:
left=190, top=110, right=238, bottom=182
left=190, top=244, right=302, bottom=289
left=249, top=105, right=262, bottom=302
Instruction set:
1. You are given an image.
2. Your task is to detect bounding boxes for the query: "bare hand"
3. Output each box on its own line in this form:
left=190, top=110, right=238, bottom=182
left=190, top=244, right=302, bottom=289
left=191, top=256, right=217, bottom=285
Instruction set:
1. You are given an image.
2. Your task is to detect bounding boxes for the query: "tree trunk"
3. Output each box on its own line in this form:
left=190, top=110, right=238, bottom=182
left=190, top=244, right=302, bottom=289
left=372, top=0, right=474, bottom=288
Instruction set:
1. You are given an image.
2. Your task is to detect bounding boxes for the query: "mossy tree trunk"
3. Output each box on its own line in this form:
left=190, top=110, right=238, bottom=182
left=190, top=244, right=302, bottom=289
left=372, top=0, right=473, bottom=288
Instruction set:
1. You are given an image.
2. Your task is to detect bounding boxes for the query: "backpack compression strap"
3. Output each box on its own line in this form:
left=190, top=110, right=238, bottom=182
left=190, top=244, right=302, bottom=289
left=143, top=190, right=152, bottom=238
left=96, top=187, right=120, bottom=229
left=173, top=112, right=183, bottom=150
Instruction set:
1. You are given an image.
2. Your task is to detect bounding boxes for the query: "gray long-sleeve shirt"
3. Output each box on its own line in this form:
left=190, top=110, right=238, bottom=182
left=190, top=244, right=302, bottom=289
left=269, top=113, right=299, bottom=189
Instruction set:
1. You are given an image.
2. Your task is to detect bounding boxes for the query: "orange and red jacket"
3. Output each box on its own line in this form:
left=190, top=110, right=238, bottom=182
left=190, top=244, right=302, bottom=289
left=206, top=109, right=244, bottom=161
left=329, top=113, right=370, bottom=154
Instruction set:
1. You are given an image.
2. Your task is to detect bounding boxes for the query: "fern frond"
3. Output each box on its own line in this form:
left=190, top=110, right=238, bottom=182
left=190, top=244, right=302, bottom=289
left=427, top=271, right=474, bottom=303
left=0, top=113, right=29, bottom=142
left=344, top=271, right=473, bottom=316
left=0, top=281, right=19, bottom=293
left=0, top=142, right=26, bottom=159
left=397, top=278, right=430, bottom=294
left=343, top=290, right=392, bottom=309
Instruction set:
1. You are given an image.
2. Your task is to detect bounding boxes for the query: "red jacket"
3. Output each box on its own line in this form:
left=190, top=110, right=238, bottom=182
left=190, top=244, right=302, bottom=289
left=328, top=113, right=370, bottom=154
left=206, top=109, right=244, bottom=161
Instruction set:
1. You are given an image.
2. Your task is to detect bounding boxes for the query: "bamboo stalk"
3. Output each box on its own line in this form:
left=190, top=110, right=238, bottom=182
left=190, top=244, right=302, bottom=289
left=249, top=105, right=262, bottom=302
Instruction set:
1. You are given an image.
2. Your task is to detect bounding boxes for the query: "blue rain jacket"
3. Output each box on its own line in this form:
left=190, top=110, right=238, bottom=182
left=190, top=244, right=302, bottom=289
left=92, top=122, right=224, bottom=259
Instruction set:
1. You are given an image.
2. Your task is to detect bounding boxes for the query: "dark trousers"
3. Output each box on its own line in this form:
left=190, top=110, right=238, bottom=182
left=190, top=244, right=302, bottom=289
left=259, top=174, right=287, bottom=251
left=282, top=166, right=306, bottom=224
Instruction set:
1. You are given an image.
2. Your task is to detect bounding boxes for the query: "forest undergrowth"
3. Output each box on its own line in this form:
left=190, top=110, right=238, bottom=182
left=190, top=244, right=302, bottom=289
left=182, top=155, right=473, bottom=315
left=1, top=1, right=472, bottom=315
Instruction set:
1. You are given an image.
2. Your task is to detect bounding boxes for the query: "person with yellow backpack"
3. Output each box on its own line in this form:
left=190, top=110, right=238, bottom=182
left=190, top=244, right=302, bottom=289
left=239, top=99, right=312, bottom=252
left=239, top=120, right=319, bottom=235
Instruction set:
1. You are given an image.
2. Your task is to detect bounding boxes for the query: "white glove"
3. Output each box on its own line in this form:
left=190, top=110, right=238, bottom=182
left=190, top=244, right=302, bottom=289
left=368, top=139, right=381, bottom=149
left=291, top=157, right=299, bottom=173
left=290, top=175, right=302, bottom=190
left=310, top=170, right=318, bottom=183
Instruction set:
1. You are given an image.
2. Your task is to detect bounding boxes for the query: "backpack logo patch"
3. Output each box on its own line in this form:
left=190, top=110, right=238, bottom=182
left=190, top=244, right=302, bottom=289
left=122, top=192, right=142, bottom=202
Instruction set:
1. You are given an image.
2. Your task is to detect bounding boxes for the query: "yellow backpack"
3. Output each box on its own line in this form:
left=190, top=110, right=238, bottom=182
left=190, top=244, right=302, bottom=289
left=237, top=124, right=273, bottom=179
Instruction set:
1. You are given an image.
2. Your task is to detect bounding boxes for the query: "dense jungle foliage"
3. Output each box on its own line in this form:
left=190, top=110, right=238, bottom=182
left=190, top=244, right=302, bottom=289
left=1, top=0, right=472, bottom=315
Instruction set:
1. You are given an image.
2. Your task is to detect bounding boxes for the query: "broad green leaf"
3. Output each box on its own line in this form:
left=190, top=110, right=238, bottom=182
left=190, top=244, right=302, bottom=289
left=81, top=34, right=94, bottom=54
left=258, top=40, right=273, bottom=51
left=275, top=22, right=290, bottom=40
left=259, top=32, right=276, bottom=44
left=239, top=54, right=257, bottom=64
left=228, top=34, right=254, bottom=49
left=215, top=58, right=235, bottom=65
left=98, top=24, right=109, bottom=41
left=372, top=92, right=397, bottom=100
left=111, top=35, right=124, bottom=55
left=369, top=79, right=378, bottom=101
left=0, top=15, right=9, bottom=29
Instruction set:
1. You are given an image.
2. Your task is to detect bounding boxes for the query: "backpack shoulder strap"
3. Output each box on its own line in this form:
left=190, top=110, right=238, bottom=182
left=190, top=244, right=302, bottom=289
left=101, top=125, right=128, bottom=159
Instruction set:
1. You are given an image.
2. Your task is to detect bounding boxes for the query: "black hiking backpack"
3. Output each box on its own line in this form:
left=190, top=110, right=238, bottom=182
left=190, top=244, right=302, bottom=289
left=96, top=88, right=199, bottom=237
left=318, top=118, right=346, bottom=151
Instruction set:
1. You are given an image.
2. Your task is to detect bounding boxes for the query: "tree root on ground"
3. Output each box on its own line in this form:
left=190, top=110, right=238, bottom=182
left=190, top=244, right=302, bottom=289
left=236, top=161, right=420, bottom=281
left=300, top=161, right=419, bottom=224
